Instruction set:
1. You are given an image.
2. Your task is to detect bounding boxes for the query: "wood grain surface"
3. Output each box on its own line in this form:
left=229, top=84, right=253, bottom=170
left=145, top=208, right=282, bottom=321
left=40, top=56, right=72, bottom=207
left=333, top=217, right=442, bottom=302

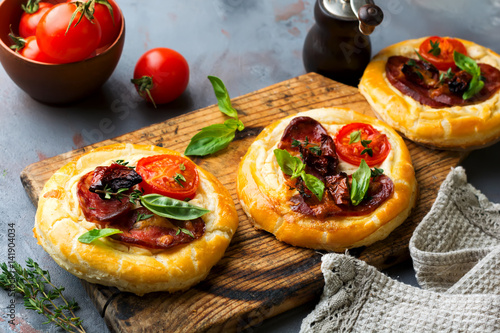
left=21, top=73, right=467, bottom=332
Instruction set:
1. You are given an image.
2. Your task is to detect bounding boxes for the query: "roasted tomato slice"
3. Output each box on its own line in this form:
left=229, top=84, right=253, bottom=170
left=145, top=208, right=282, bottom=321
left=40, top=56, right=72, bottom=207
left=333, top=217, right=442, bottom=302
left=418, top=36, right=467, bottom=71
left=334, top=123, right=391, bottom=167
left=136, top=155, right=199, bottom=200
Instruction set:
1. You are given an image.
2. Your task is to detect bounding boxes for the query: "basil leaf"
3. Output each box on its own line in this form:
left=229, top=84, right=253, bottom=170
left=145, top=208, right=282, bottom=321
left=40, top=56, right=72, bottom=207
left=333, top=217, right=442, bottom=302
left=208, top=75, right=238, bottom=119
left=224, top=118, right=245, bottom=131
left=453, top=51, right=485, bottom=100
left=454, top=51, right=480, bottom=76
left=463, top=75, right=484, bottom=100
left=78, top=228, right=123, bottom=244
left=350, top=159, right=371, bottom=206
left=184, top=123, right=236, bottom=156
left=273, top=149, right=304, bottom=178
left=301, top=172, right=325, bottom=201
left=140, top=194, right=210, bottom=220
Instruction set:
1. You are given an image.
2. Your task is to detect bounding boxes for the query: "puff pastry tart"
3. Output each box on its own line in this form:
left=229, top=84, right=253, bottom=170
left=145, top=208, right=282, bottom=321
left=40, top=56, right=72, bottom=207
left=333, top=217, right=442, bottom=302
left=237, top=108, right=417, bottom=252
left=359, top=36, right=500, bottom=149
left=34, top=143, right=238, bottom=295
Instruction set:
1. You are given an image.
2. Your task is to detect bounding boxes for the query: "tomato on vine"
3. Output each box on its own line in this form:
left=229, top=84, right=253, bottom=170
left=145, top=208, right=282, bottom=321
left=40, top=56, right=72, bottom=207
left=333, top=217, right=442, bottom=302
left=131, top=48, right=190, bottom=107
left=67, top=0, right=122, bottom=48
left=36, top=2, right=102, bottom=63
left=19, top=0, right=53, bottom=38
left=9, top=33, right=56, bottom=63
left=418, top=36, right=467, bottom=71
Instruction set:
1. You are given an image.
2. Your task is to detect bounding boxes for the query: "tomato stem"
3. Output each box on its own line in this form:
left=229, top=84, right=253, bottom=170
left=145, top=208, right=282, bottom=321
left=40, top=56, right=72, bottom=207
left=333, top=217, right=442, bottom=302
left=21, top=0, right=41, bottom=14
left=8, top=29, right=26, bottom=52
left=66, top=0, right=97, bottom=35
left=131, top=76, right=157, bottom=108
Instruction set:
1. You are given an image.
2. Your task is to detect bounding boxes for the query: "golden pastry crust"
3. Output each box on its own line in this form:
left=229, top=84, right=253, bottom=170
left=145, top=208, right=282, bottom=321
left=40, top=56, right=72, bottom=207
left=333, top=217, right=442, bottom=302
left=359, top=37, right=500, bottom=150
left=34, top=143, right=238, bottom=296
left=237, top=108, right=417, bottom=252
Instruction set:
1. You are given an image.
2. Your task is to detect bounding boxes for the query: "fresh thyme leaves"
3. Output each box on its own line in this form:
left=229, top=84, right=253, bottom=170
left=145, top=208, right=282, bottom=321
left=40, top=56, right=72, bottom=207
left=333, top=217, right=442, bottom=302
left=175, top=228, right=195, bottom=238
left=453, top=51, right=485, bottom=100
left=184, top=76, right=245, bottom=156
left=179, top=163, right=186, bottom=171
left=292, top=137, right=322, bottom=156
left=0, top=259, right=86, bottom=333
left=428, top=39, right=441, bottom=56
left=114, top=160, right=135, bottom=169
left=78, top=228, right=123, bottom=244
left=360, top=139, right=373, bottom=157
left=274, top=148, right=325, bottom=201
left=407, top=59, right=416, bottom=67
left=414, top=49, right=429, bottom=63
left=439, top=68, right=454, bottom=84
left=136, top=213, right=154, bottom=222
left=371, top=167, right=384, bottom=178
left=174, top=173, right=186, bottom=187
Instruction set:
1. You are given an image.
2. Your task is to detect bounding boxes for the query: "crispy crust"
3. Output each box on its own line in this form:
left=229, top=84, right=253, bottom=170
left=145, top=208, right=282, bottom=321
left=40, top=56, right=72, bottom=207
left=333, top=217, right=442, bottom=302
left=236, top=108, right=417, bottom=252
left=359, top=37, right=500, bottom=150
left=34, top=143, right=238, bottom=296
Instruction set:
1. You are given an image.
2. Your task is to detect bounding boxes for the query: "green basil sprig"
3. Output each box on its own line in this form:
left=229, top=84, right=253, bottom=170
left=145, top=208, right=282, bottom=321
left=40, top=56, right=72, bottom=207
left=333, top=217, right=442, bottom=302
left=185, top=76, right=245, bottom=156
left=453, top=51, right=485, bottom=100
left=350, top=159, right=371, bottom=206
left=274, top=149, right=325, bottom=201
left=78, top=228, right=123, bottom=244
left=140, top=194, right=210, bottom=220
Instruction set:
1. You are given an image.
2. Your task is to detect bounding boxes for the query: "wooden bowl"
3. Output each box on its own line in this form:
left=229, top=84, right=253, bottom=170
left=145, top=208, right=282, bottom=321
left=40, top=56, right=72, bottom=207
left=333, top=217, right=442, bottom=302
left=0, top=0, right=125, bottom=104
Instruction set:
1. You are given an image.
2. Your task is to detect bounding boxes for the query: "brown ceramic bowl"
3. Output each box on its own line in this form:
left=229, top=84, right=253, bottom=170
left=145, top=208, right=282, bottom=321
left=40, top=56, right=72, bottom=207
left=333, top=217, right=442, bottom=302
left=0, top=0, right=125, bottom=104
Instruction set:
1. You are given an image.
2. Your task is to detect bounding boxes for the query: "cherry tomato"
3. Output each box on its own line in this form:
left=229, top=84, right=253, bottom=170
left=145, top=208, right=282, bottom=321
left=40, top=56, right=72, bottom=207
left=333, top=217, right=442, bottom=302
left=36, top=2, right=102, bottom=63
left=334, top=123, right=391, bottom=167
left=67, top=0, right=122, bottom=48
left=419, top=36, right=467, bottom=71
left=136, top=155, right=199, bottom=201
left=19, top=1, right=53, bottom=38
left=132, top=48, right=189, bottom=106
left=13, top=35, right=57, bottom=63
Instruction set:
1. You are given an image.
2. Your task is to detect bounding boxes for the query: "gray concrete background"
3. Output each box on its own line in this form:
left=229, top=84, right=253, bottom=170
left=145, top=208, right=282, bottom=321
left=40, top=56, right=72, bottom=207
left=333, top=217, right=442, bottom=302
left=1, top=0, right=499, bottom=332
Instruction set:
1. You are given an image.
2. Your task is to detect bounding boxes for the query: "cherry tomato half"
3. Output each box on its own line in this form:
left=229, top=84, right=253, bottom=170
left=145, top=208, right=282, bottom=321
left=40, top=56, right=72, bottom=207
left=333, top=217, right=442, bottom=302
left=132, top=48, right=190, bottom=106
left=136, top=155, right=199, bottom=201
left=334, top=123, right=391, bottom=167
left=67, top=0, right=122, bottom=48
left=418, top=36, right=467, bottom=71
left=19, top=2, right=53, bottom=38
left=36, top=2, right=102, bottom=63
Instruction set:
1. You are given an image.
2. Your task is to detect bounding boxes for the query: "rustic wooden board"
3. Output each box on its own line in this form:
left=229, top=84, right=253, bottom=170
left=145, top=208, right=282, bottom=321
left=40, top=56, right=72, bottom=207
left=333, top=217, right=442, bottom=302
left=21, top=73, right=467, bottom=332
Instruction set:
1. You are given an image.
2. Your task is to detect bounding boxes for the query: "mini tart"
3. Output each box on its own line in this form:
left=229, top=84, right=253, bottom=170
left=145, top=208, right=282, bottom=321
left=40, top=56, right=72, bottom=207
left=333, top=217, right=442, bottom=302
left=359, top=37, right=500, bottom=150
left=34, top=143, right=238, bottom=296
left=236, top=108, right=417, bottom=252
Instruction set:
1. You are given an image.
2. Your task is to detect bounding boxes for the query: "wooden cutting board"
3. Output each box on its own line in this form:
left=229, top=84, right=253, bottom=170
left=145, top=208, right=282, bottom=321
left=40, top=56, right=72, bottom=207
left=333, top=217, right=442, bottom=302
left=21, top=73, right=467, bottom=332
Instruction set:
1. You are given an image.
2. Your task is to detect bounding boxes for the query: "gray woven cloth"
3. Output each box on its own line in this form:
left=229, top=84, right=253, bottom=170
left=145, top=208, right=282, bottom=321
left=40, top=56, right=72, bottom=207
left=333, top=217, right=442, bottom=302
left=301, top=167, right=500, bottom=332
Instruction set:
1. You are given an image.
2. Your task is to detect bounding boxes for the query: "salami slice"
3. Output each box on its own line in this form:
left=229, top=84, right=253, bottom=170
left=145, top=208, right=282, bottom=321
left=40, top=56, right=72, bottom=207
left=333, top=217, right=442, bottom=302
left=386, top=56, right=500, bottom=108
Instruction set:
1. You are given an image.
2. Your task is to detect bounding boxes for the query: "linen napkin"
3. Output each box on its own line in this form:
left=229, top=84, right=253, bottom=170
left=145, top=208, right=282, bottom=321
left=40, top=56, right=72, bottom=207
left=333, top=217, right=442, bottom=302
left=300, top=167, right=500, bottom=332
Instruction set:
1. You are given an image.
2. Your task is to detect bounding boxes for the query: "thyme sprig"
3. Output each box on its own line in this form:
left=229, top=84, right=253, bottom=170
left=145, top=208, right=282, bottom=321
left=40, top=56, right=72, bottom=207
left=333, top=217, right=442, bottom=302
left=0, top=259, right=85, bottom=333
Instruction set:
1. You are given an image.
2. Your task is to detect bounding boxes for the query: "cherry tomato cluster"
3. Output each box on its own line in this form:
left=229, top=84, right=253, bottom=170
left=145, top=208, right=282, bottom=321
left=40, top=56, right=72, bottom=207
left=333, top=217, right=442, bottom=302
left=11, top=0, right=122, bottom=64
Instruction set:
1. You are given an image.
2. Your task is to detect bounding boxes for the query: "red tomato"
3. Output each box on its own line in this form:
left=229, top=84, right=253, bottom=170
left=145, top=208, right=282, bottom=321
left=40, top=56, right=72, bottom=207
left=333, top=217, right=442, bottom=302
left=36, top=2, right=102, bottom=63
left=15, top=36, right=57, bottom=63
left=67, top=0, right=122, bottom=48
left=136, top=155, right=199, bottom=201
left=419, top=36, right=467, bottom=71
left=132, top=48, right=189, bottom=106
left=334, top=123, right=391, bottom=167
left=19, top=2, right=53, bottom=38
